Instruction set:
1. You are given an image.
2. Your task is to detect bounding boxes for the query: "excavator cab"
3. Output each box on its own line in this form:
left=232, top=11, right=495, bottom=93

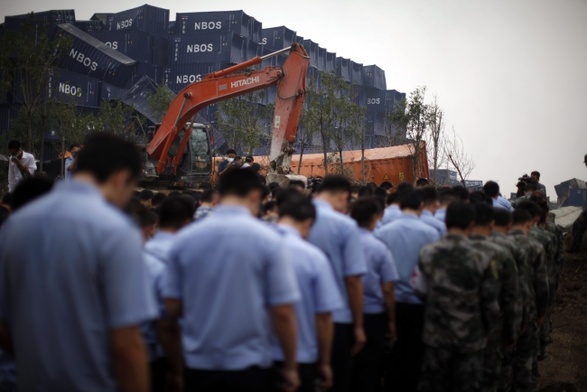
left=142, top=122, right=213, bottom=188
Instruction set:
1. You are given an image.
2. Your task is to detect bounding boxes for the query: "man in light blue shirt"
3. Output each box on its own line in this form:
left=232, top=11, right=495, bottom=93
left=161, top=169, right=301, bottom=392
left=308, top=175, right=367, bottom=392
left=484, top=180, right=514, bottom=211
left=435, top=188, right=459, bottom=223
left=380, top=183, right=414, bottom=227
left=375, top=189, right=440, bottom=392
left=64, top=143, right=81, bottom=180
left=0, top=133, right=156, bottom=392
left=274, top=192, right=343, bottom=392
left=420, top=186, right=447, bottom=237
left=350, top=198, right=399, bottom=392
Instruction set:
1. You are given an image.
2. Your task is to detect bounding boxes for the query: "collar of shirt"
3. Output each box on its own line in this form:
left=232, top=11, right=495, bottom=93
left=276, top=224, right=302, bottom=238
left=395, top=213, right=419, bottom=222
left=56, top=180, right=104, bottom=199
left=212, top=205, right=251, bottom=217
left=313, top=199, right=334, bottom=211
left=152, top=231, right=175, bottom=241
left=358, top=227, right=371, bottom=235
left=421, top=210, right=434, bottom=218
left=445, top=233, right=469, bottom=242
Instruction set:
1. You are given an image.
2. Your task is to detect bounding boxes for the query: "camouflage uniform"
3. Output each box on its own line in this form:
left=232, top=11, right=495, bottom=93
left=470, top=234, right=522, bottom=392
left=416, top=234, right=500, bottom=392
left=507, top=230, right=549, bottom=392
left=491, top=232, right=528, bottom=392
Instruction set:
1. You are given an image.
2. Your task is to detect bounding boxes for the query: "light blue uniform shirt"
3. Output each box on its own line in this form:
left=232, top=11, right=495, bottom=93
left=420, top=210, right=447, bottom=238
left=272, top=225, right=343, bottom=363
left=142, top=251, right=167, bottom=361
left=0, top=181, right=157, bottom=392
left=308, top=200, right=367, bottom=323
left=64, top=156, right=74, bottom=180
left=435, top=207, right=446, bottom=222
left=381, top=204, right=402, bottom=226
left=493, top=196, right=514, bottom=212
left=163, top=205, right=300, bottom=371
left=359, top=229, right=399, bottom=314
left=145, top=231, right=176, bottom=264
left=375, top=214, right=440, bottom=304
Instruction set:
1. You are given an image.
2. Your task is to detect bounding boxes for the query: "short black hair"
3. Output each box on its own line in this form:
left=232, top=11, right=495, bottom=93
left=200, top=189, right=218, bottom=203
left=446, top=201, right=476, bottom=230
left=351, top=197, right=383, bottom=228
left=245, top=155, right=254, bottom=163
left=318, top=175, right=351, bottom=194
left=469, top=191, right=492, bottom=205
left=515, top=200, right=542, bottom=219
left=472, top=202, right=494, bottom=226
left=12, top=176, right=55, bottom=211
left=416, top=178, right=429, bottom=187
left=226, top=149, right=236, bottom=155
left=452, top=185, right=470, bottom=201
left=289, top=179, right=305, bottom=190
left=138, top=189, right=154, bottom=201
left=278, top=192, right=316, bottom=222
left=69, top=143, right=81, bottom=151
left=438, top=188, right=459, bottom=205
left=531, top=171, right=540, bottom=179
left=217, top=168, right=263, bottom=198
left=483, top=181, right=500, bottom=198
left=419, top=186, right=438, bottom=206
left=525, top=182, right=537, bottom=192
left=493, top=208, right=512, bottom=227
left=373, top=187, right=387, bottom=199
left=512, top=209, right=532, bottom=225
left=126, top=199, right=158, bottom=228
left=399, top=189, right=423, bottom=211
left=158, top=195, right=195, bottom=229
left=152, top=192, right=167, bottom=207
left=8, top=140, right=21, bottom=150
left=251, top=162, right=261, bottom=172
left=379, top=181, right=393, bottom=191
left=75, top=133, right=142, bottom=183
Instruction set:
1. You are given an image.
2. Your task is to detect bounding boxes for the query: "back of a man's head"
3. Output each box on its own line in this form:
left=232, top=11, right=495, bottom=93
left=278, top=192, right=316, bottom=223
left=12, top=176, right=55, bottom=211
left=75, top=133, right=142, bottom=183
left=318, top=175, right=351, bottom=195
left=512, top=209, right=532, bottom=226
left=446, top=201, right=476, bottom=230
left=138, top=189, right=154, bottom=202
left=351, top=197, right=382, bottom=229
left=472, top=202, right=494, bottom=227
left=379, top=181, right=393, bottom=191
left=452, top=185, right=470, bottom=201
left=419, top=186, right=438, bottom=207
left=483, top=181, right=500, bottom=198
left=515, top=200, right=542, bottom=220
left=438, top=188, right=459, bottom=207
left=399, top=189, right=423, bottom=211
left=8, top=140, right=21, bottom=151
left=493, top=208, right=512, bottom=228
left=469, top=191, right=492, bottom=205
left=415, top=178, right=429, bottom=187
left=201, top=189, right=218, bottom=203
left=158, top=195, right=196, bottom=229
left=217, top=168, right=262, bottom=198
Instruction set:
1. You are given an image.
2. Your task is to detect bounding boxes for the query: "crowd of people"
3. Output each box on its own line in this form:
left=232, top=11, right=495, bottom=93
left=0, top=134, right=578, bottom=392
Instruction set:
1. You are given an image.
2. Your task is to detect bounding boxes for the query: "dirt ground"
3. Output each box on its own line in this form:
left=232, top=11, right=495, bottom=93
left=537, top=241, right=587, bottom=392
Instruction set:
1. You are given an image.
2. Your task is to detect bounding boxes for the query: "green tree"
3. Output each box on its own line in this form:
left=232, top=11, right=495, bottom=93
left=147, top=86, right=175, bottom=123
left=215, top=90, right=273, bottom=154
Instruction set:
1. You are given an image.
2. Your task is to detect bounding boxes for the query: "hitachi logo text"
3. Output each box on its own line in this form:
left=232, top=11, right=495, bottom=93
left=231, top=76, right=260, bottom=88
left=58, top=83, right=82, bottom=97
left=194, top=21, right=222, bottom=30
left=69, top=49, right=98, bottom=71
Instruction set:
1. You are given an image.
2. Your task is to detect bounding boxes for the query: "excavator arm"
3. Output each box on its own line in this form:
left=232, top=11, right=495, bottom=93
left=146, top=43, right=309, bottom=176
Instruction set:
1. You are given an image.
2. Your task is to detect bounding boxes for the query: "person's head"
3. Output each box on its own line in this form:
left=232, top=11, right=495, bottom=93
left=278, top=192, right=316, bottom=239
left=379, top=181, right=393, bottom=192
left=472, top=202, right=494, bottom=228
left=437, top=187, right=459, bottom=207
left=125, top=199, right=159, bottom=241
left=251, top=162, right=261, bottom=173
left=152, top=192, right=167, bottom=208
left=217, top=168, right=264, bottom=215
left=531, top=171, right=540, bottom=182
left=137, top=189, right=154, bottom=208
left=483, top=181, right=500, bottom=198
left=200, top=189, right=220, bottom=206
left=245, top=155, right=254, bottom=164
left=524, top=182, right=537, bottom=193
left=11, top=176, right=55, bottom=211
left=515, top=200, right=542, bottom=225
left=399, top=189, right=424, bottom=213
left=288, top=179, right=306, bottom=192
left=233, top=156, right=243, bottom=167
left=512, top=209, right=533, bottom=232
left=350, top=197, right=383, bottom=232
left=226, top=149, right=237, bottom=160
left=445, top=201, right=476, bottom=232
left=469, top=191, right=492, bottom=205
left=69, top=143, right=82, bottom=158
left=420, top=186, right=439, bottom=212
left=317, top=175, right=352, bottom=213
left=452, top=185, right=470, bottom=201
left=415, top=177, right=429, bottom=188
left=493, top=208, right=512, bottom=232
left=74, top=133, right=142, bottom=207
left=157, top=195, right=195, bottom=231
left=8, top=140, right=22, bottom=156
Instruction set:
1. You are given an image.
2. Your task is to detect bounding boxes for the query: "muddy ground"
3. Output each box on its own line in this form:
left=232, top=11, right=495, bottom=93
left=537, top=242, right=587, bottom=392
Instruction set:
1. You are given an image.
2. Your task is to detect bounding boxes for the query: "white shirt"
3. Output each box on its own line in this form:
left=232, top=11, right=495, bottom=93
left=8, top=151, right=36, bottom=192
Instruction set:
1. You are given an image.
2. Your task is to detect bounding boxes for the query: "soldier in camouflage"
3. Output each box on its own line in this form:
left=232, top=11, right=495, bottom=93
left=469, top=203, right=521, bottom=392
left=508, top=209, right=549, bottom=392
left=413, top=201, right=500, bottom=392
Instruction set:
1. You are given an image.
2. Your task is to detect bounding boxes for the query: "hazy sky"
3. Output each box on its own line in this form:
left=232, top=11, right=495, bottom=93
left=2, top=0, right=586, bottom=196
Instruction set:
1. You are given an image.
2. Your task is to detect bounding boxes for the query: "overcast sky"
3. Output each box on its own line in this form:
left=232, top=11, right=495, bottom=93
left=2, top=0, right=586, bottom=196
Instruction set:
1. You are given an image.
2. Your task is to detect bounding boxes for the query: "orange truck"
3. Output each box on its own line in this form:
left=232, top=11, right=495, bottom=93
left=288, top=143, right=429, bottom=185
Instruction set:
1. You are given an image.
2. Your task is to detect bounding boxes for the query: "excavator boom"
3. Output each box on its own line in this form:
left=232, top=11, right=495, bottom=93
left=146, top=43, right=309, bottom=176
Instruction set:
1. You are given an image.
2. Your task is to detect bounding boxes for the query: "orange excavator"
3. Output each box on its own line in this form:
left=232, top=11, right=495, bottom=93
left=143, top=43, right=310, bottom=187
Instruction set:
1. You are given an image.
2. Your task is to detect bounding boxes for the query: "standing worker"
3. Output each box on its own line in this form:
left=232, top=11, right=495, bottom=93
left=64, top=143, right=81, bottom=180
left=0, top=133, right=157, bottom=391
left=7, top=140, right=36, bottom=192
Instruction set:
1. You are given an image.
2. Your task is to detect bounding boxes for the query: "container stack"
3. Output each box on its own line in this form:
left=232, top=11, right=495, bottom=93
left=0, top=5, right=405, bottom=150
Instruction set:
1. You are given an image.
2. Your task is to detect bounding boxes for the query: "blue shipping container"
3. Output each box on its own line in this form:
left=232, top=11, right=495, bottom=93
left=163, top=63, right=227, bottom=93
left=74, top=20, right=105, bottom=33
left=325, top=52, right=336, bottom=73
left=88, top=30, right=152, bottom=63
left=106, top=5, right=169, bottom=35
left=56, top=24, right=137, bottom=87
left=385, top=89, right=406, bottom=111
left=302, top=39, right=320, bottom=70
left=336, top=57, right=351, bottom=82
left=261, top=26, right=296, bottom=51
left=169, top=33, right=247, bottom=64
left=100, top=82, right=127, bottom=101
left=47, top=69, right=101, bottom=107
left=363, top=65, right=387, bottom=90
left=176, top=11, right=262, bottom=43
left=351, top=61, right=364, bottom=86
left=365, top=88, right=385, bottom=111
